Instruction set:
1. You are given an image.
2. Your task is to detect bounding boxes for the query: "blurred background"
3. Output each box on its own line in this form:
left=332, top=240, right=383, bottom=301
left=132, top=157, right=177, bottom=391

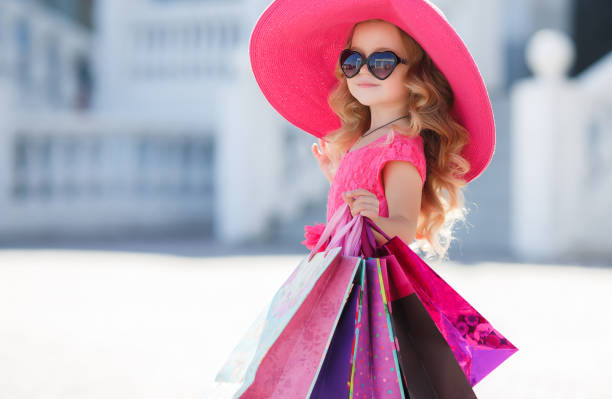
left=0, top=0, right=610, bottom=398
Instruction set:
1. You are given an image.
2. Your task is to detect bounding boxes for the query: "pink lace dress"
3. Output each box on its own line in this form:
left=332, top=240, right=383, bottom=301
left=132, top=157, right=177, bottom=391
left=302, top=129, right=427, bottom=251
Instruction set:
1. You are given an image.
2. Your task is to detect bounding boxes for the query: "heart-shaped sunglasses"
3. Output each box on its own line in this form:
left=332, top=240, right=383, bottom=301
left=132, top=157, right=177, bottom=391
left=339, top=49, right=408, bottom=80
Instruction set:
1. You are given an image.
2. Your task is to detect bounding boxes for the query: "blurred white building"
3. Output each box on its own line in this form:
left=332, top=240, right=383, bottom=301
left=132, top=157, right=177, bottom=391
left=0, top=0, right=610, bottom=261
left=0, top=0, right=325, bottom=244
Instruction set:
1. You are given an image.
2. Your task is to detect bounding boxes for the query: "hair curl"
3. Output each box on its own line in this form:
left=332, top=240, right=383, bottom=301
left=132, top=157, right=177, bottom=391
left=324, top=19, right=472, bottom=262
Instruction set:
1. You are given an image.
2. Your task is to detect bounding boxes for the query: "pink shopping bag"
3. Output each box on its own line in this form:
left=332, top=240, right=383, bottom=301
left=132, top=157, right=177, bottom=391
left=350, top=257, right=405, bottom=398
left=214, top=248, right=362, bottom=398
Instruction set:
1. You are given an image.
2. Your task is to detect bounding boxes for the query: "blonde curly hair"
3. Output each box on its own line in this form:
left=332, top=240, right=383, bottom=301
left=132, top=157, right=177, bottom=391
left=324, top=19, right=472, bottom=262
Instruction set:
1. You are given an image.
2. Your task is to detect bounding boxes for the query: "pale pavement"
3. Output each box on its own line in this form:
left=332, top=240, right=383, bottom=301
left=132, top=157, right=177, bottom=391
left=0, top=242, right=610, bottom=398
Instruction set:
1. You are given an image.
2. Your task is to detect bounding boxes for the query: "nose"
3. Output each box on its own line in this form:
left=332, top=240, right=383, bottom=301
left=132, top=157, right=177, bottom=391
left=356, top=62, right=368, bottom=75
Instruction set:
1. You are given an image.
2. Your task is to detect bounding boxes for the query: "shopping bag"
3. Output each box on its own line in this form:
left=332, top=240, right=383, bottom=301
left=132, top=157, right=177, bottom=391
left=360, top=209, right=519, bottom=391
left=214, top=200, right=372, bottom=398
left=312, top=257, right=405, bottom=399
left=214, top=199, right=387, bottom=398
left=308, top=203, right=517, bottom=397
left=310, top=276, right=360, bottom=398
left=349, top=257, right=405, bottom=398
left=215, top=201, right=517, bottom=398
left=308, top=207, right=407, bottom=398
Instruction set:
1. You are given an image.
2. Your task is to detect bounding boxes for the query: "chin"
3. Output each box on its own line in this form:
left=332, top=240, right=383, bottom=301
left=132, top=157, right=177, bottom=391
left=352, top=94, right=382, bottom=106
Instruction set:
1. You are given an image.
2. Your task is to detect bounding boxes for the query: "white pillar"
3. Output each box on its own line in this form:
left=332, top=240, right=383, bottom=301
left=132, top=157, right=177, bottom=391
left=92, top=0, right=130, bottom=113
left=0, top=79, right=14, bottom=226
left=214, top=45, right=284, bottom=243
left=510, top=29, right=586, bottom=261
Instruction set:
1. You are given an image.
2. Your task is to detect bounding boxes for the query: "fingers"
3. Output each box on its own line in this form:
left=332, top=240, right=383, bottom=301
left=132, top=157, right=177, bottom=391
left=352, top=207, right=378, bottom=219
left=353, top=196, right=379, bottom=207
left=351, top=197, right=379, bottom=213
left=345, top=188, right=374, bottom=197
left=343, top=189, right=376, bottom=204
left=342, top=190, right=380, bottom=218
left=312, top=143, right=322, bottom=158
left=313, top=138, right=330, bottom=159
left=341, top=191, right=355, bottom=206
left=349, top=200, right=379, bottom=218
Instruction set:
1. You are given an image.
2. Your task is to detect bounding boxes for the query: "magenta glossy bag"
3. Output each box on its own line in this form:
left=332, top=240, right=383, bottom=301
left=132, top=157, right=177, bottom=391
left=361, top=219, right=518, bottom=388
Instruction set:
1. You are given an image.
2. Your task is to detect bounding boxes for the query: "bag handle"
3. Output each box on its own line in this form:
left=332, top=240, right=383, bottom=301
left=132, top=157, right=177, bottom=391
left=360, top=222, right=375, bottom=258
left=307, top=203, right=393, bottom=260
left=307, top=202, right=352, bottom=261
left=363, top=216, right=392, bottom=241
left=359, top=216, right=392, bottom=258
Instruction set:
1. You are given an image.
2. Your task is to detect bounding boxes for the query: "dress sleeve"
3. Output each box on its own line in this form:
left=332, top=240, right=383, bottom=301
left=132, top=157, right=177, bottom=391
left=376, top=135, right=427, bottom=193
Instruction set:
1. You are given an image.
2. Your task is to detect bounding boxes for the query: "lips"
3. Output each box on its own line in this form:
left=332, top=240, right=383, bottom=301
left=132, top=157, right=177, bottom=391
left=357, top=83, right=379, bottom=87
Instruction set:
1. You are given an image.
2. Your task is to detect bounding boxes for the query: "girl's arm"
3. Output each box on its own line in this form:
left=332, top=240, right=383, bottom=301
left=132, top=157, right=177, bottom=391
left=343, top=160, right=422, bottom=245
left=374, top=160, right=422, bottom=244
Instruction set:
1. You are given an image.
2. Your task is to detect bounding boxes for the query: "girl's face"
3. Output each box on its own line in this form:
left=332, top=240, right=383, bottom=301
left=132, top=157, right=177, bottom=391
left=346, top=21, right=409, bottom=108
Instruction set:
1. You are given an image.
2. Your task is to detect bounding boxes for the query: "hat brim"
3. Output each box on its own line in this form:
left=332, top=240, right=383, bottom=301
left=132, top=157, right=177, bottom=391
left=249, top=0, right=495, bottom=183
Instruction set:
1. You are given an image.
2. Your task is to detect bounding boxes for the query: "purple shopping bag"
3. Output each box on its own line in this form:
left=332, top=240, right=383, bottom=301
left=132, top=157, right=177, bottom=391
left=310, top=279, right=360, bottom=398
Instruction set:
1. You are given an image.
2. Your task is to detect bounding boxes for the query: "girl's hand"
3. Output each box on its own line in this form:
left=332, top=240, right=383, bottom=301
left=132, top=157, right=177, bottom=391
left=312, top=138, right=335, bottom=183
left=342, top=189, right=380, bottom=221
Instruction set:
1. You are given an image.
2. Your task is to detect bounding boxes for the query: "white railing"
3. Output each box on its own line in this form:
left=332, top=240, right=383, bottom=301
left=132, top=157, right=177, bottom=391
left=0, top=100, right=325, bottom=243
left=0, top=113, right=216, bottom=237
left=124, top=4, right=245, bottom=81
left=510, top=29, right=612, bottom=261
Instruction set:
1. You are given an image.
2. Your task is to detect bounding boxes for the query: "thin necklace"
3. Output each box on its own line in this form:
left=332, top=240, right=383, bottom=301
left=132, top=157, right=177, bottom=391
left=361, top=114, right=411, bottom=139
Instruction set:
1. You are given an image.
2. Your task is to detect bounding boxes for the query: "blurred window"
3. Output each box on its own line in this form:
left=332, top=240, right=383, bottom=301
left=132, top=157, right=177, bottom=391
left=45, top=35, right=61, bottom=106
left=37, top=0, right=93, bottom=30
left=571, top=0, right=612, bottom=76
left=15, top=17, right=31, bottom=90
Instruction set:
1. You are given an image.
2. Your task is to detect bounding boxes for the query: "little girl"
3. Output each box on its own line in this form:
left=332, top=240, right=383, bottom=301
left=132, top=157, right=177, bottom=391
left=303, top=18, right=479, bottom=264
left=214, top=0, right=508, bottom=397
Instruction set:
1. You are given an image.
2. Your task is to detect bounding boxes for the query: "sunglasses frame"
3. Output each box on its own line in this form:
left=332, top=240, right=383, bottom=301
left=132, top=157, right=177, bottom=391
left=339, top=49, right=409, bottom=80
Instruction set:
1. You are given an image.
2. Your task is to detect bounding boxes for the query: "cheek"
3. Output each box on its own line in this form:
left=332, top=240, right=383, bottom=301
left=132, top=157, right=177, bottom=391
left=346, top=81, right=357, bottom=95
left=346, top=80, right=363, bottom=98
left=385, top=75, right=407, bottom=97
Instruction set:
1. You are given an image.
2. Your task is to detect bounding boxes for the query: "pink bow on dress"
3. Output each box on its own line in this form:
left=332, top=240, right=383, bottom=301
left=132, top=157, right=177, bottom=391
left=302, top=222, right=327, bottom=250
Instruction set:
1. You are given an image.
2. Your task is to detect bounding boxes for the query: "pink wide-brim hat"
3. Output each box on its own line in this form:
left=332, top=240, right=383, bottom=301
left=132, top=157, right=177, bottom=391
left=249, top=0, right=495, bottom=183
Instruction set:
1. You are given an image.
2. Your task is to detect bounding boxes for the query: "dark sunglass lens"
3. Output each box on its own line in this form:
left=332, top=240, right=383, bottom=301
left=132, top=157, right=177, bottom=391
left=369, top=51, right=397, bottom=79
left=340, top=50, right=362, bottom=77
